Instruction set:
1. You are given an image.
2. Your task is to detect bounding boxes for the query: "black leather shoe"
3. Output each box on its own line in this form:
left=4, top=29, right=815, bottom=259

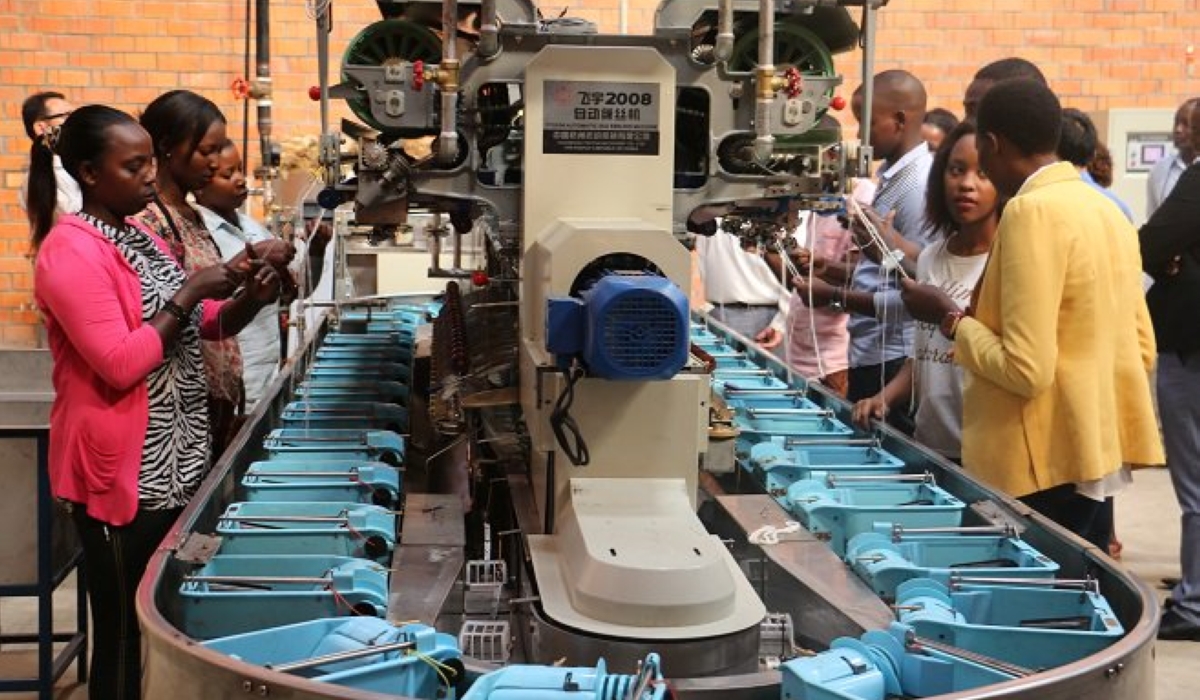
left=1158, top=610, right=1200, bottom=641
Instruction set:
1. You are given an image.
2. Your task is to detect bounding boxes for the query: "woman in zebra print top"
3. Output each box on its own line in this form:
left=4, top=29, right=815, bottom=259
left=28, top=106, right=280, bottom=700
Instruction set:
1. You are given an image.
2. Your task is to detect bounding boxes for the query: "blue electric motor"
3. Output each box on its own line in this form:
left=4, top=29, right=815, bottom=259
left=546, top=271, right=689, bottom=381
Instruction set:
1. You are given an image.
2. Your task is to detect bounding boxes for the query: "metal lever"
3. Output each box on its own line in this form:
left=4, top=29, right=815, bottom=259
left=785, top=437, right=879, bottom=448
left=244, top=470, right=361, bottom=480
left=827, top=472, right=933, bottom=486
left=219, top=514, right=351, bottom=524
left=891, top=524, right=1016, bottom=541
left=268, top=639, right=416, bottom=674
left=948, top=575, right=1099, bottom=594
left=909, top=635, right=1035, bottom=678
left=745, top=408, right=831, bottom=417
left=723, top=388, right=806, bottom=396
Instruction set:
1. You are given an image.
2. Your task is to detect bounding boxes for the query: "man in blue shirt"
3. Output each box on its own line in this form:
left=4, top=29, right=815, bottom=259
left=1058, top=108, right=1134, bottom=221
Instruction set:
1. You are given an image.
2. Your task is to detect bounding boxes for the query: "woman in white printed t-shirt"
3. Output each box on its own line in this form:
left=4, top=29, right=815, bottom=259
left=851, top=121, right=1003, bottom=462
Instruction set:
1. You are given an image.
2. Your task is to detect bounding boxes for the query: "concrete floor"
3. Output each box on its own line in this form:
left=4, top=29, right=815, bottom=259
left=0, top=467, right=1196, bottom=700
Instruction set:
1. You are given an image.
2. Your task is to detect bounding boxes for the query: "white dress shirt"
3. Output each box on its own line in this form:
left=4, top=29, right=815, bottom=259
left=1147, top=152, right=1190, bottom=218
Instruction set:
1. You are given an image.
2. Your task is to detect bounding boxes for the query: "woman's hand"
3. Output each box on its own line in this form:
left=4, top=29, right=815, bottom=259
left=754, top=326, right=783, bottom=350
left=228, top=239, right=297, bottom=274
left=241, top=260, right=282, bottom=304
left=900, top=278, right=958, bottom=325
left=852, top=393, right=889, bottom=429
left=180, top=263, right=241, bottom=304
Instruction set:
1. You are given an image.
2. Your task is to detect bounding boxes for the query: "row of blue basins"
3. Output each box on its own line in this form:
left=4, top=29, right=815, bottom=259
left=168, top=302, right=1127, bottom=700
left=692, top=321, right=1127, bottom=700
left=177, top=301, right=469, bottom=699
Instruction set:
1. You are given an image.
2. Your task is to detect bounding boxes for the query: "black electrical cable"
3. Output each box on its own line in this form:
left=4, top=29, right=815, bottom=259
left=549, top=364, right=590, bottom=467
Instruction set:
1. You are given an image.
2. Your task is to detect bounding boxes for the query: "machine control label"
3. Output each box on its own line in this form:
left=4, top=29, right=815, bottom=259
left=543, top=80, right=660, bottom=156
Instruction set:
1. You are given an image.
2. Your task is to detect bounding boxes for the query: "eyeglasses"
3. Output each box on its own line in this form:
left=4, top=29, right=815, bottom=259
left=40, top=111, right=72, bottom=122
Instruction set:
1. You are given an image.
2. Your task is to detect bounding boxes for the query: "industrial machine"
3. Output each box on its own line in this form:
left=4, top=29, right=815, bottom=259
left=136, top=2, right=1160, bottom=699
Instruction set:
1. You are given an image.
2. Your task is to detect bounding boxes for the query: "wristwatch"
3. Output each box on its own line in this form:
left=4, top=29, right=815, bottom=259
left=827, top=289, right=846, bottom=313
left=939, top=310, right=965, bottom=340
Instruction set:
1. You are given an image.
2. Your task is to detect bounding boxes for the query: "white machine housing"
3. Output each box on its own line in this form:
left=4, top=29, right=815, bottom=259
left=519, top=44, right=765, bottom=639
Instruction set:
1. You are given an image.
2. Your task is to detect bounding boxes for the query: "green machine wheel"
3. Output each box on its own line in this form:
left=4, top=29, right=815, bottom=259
left=729, top=21, right=835, bottom=77
left=342, top=19, right=443, bottom=132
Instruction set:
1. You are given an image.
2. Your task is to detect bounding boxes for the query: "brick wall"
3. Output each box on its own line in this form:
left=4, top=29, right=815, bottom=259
left=1, top=0, right=1196, bottom=346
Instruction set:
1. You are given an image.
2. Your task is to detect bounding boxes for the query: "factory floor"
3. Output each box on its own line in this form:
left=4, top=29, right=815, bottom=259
left=0, top=467, right=1196, bottom=699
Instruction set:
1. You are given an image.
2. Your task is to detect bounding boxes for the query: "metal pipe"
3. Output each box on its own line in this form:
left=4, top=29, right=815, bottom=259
left=254, top=0, right=275, bottom=218
left=857, top=0, right=877, bottom=178
left=713, top=0, right=735, bottom=62
left=438, top=0, right=460, bottom=163
left=268, top=640, right=416, bottom=674
left=315, top=1, right=338, bottom=187
left=478, top=0, right=500, bottom=59
left=753, top=0, right=776, bottom=163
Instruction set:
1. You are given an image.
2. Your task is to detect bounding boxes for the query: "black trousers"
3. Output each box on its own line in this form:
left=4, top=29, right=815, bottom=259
left=72, top=506, right=180, bottom=700
left=1019, top=484, right=1108, bottom=550
left=848, top=357, right=914, bottom=434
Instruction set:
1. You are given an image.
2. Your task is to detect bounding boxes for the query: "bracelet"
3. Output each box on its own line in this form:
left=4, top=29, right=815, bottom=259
left=162, top=300, right=191, bottom=326
left=939, top=310, right=965, bottom=340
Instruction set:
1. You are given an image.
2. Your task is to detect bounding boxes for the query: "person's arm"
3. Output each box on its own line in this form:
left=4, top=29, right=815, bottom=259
left=200, top=263, right=280, bottom=340
left=851, top=359, right=913, bottom=428
left=36, top=239, right=164, bottom=392
left=954, top=204, right=1061, bottom=399
left=1140, top=165, right=1200, bottom=275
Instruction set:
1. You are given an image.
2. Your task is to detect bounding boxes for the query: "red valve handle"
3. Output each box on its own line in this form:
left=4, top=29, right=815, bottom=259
left=783, top=67, right=803, bottom=99
left=231, top=77, right=251, bottom=100
left=412, top=60, right=425, bottom=90
left=471, top=269, right=489, bottom=287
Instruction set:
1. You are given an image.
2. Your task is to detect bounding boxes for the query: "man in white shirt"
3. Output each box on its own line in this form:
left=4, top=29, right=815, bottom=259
left=690, top=203, right=792, bottom=353
left=1147, top=98, right=1198, bottom=218
left=19, top=91, right=81, bottom=217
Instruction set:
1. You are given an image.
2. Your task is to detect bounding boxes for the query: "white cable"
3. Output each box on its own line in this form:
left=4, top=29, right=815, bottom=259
left=748, top=521, right=802, bottom=545
left=847, top=197, right=910, bottom=281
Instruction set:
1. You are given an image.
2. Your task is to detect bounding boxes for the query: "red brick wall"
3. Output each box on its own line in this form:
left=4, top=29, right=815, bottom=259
left=2, top=0, right=1196, bottom=345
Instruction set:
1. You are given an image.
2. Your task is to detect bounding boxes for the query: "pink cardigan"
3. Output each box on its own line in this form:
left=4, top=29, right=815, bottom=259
left=35, top=214, right=226, bottom=526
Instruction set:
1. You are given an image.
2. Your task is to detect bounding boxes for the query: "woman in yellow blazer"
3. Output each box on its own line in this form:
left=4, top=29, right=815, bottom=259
left=901, top=79, right=1163, bottom=545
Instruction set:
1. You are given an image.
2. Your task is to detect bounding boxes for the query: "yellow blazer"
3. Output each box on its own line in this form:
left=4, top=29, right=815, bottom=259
left=955, top=162, right=1164, bottom=497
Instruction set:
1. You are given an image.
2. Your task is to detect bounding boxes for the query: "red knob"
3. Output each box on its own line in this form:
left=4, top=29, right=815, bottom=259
left=783, top=67, right=803, bottom=99
left=308, top=85, right=322, bottom=101
left=412, top=60, right=425, bottom=90
left=231, top=77, right=250, bottom=100
left=471, top=269, right=489, bottom=287
left=830, top=95, right=847, bottom=111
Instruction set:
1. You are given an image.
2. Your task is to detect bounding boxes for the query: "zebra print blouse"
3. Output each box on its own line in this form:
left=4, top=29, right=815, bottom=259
left=82, top=213, right=211, bottom=510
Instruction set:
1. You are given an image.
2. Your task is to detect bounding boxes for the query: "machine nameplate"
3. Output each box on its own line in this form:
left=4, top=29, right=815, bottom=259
left=543, top=80, right=660, bottom=156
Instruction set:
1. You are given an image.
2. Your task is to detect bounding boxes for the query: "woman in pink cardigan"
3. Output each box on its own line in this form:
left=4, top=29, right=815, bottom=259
left=28, top=105, right=280, bottom=700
